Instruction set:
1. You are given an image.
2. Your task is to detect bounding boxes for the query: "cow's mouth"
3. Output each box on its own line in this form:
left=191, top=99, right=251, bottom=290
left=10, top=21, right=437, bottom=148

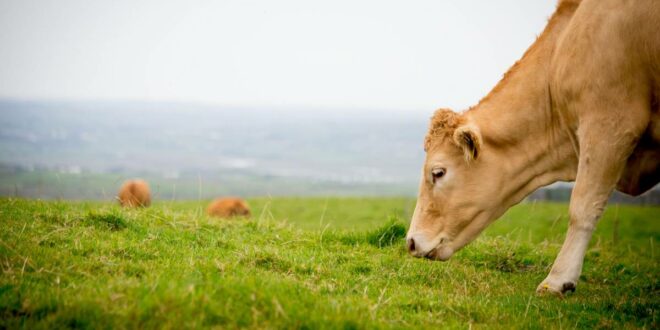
left=423, top=249, right=436, bottom=259
left=423, top=245, right=454, bottom=261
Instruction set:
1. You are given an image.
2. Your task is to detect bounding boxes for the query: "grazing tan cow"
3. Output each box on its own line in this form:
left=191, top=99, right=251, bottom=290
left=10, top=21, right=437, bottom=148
left=207, top=197, right=251, bottom=218
left=406, top=0, right=660, bottom=295
left=117, top=179, right=151, bottom=207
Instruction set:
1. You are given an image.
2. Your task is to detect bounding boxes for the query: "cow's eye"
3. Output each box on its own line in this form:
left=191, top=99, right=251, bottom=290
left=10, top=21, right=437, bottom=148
left=431, top=168, right=446, bottom=184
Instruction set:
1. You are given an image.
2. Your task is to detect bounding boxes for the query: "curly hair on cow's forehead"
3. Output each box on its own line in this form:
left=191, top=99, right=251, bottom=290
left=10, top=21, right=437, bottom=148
left=424, top=108, right=464, bottom=151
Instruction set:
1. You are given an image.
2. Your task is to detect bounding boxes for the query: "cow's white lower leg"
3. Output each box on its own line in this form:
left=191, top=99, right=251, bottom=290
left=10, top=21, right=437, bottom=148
left=537, top=224, right=595, bottom=295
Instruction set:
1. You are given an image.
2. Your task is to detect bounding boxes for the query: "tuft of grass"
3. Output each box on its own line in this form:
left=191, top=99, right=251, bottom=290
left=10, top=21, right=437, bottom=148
left=366, top=217, right=407, bottom=248
left=461, top=239, right=544, bottom=273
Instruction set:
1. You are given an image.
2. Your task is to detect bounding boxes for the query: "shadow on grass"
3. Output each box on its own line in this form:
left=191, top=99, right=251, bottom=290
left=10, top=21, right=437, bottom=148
left=84, top=212, right=128, bottom=231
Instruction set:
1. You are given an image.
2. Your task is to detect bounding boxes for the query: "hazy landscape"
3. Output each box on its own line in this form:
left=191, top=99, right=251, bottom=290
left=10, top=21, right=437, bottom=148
left=0, top=99, right=428, bottom=199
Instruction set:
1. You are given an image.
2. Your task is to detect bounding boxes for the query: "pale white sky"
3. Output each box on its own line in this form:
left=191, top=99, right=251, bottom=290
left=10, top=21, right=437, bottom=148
left=0, top=0, right=556, bottom=112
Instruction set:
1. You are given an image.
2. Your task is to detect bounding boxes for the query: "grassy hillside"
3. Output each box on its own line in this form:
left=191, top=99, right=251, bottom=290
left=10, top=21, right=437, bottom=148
left=0, top=198, right=658, bottom=328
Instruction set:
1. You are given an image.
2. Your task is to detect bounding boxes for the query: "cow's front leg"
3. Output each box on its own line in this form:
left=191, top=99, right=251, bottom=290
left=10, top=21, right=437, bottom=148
left=536, top=118, right=642, bottom=295
left=536, top=193, right=605, bottom=295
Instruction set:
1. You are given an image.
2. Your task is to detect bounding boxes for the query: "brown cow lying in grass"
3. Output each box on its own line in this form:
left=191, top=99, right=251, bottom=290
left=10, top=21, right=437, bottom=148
left=207, top=198, right=251, bottom=218
left=406, top=0, right=660, bottom=295
left=117, top=179, right=151, bottom=208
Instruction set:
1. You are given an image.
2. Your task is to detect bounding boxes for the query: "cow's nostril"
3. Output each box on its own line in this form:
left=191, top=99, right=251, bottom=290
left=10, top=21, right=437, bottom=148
left=407, top=238, right=416, bottom=252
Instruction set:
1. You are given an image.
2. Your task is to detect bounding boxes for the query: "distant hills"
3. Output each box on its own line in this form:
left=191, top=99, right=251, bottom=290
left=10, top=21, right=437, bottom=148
left=0, top=99, right=428, bottom=199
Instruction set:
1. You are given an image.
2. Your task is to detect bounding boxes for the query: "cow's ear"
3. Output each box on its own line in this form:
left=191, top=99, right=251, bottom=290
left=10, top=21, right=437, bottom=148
left=453, top=124, right=481, bottom=162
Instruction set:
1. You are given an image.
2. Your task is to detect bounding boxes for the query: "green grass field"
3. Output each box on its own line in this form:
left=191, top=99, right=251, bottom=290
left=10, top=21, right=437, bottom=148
left=0, top=198, right=658, bottom=329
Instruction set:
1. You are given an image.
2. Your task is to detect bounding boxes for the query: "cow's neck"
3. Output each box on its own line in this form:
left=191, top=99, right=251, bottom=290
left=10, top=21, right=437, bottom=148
left=467, top=1, right=579, bottom=211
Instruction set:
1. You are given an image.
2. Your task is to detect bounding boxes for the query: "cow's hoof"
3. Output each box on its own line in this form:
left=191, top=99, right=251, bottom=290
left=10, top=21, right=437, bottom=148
left=536, top=280, right=576, bottom=296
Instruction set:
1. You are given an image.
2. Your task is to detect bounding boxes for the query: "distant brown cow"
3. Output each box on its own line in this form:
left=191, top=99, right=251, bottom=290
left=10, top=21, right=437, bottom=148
left=117, top=179, right=151, bottom=207
left=207, top=197, right=251, bottom=218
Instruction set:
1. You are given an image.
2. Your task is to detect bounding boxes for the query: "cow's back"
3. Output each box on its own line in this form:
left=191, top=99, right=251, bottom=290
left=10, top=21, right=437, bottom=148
left=551, top=0, right=659, bottom=114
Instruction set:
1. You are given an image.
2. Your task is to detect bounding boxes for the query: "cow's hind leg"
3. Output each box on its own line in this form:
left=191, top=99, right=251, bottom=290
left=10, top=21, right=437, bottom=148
left=536, top=109, right=647, bottom=296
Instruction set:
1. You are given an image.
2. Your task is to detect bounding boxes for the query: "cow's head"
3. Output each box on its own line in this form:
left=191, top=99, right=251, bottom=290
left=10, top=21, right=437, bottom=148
left=406, top=108, right=503, bottom=261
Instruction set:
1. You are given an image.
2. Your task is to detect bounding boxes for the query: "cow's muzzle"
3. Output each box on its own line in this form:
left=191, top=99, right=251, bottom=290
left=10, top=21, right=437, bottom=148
left=406, top=235, right=454, bottom=261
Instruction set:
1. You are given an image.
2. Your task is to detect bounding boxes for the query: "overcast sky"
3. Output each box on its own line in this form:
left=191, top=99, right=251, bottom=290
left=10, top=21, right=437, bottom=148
left=0, top=1, right=556, bottom=112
